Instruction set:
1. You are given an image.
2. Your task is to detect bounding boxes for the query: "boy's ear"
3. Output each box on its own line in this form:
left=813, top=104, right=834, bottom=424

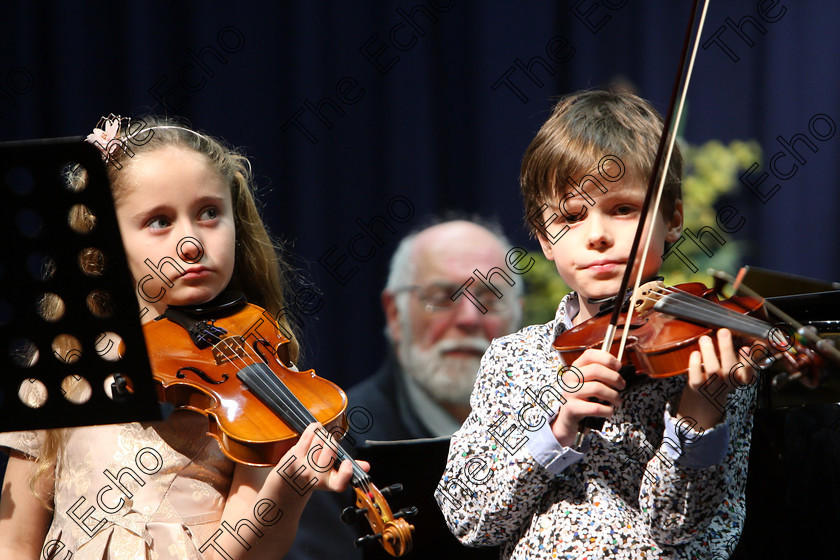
left=533, top=202, right=561, bottom=261
left=665, top=199, right=684, bottom=243
left=536, top=230, right=558, bottom=262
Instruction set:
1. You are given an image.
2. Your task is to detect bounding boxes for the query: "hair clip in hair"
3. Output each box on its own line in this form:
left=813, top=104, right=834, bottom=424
left=85, top=114, right=134, bottom=166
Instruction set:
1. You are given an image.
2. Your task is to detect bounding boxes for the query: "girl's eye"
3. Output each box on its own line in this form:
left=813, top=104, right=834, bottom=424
left=147, top=216, right=170, bottom=229
left=200, top=207, right=219, bottom=221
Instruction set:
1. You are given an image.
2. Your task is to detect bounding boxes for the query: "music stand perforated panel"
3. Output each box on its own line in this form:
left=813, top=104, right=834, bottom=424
left=0, top=138, right=160, bottom=430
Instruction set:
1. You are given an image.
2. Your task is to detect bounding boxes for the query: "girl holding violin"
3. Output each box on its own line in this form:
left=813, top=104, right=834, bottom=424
left=436, top=91, right=757, bottom=559
left=0, top=116, right=364, bottom=559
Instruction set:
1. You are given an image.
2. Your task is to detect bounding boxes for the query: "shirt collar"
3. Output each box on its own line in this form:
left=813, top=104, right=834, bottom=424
left=553, top=291, right=580, bottom=337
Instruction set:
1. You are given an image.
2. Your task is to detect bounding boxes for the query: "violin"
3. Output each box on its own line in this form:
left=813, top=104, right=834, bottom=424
left=138, top=291, right=415, bottom=557
left=553, top=280, right=825, bottom=386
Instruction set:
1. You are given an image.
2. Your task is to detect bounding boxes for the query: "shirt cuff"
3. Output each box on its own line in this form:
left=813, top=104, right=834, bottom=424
left=526, top=420, right=586, bottom=475
left=661, top=403, right=729, bottom=468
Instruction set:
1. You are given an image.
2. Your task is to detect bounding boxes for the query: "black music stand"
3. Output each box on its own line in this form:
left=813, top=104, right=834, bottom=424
left=737, top=265, right=840, bottom=298
left=731, top=267, right=840, bottom=558
left=0, top=138, right=160, bottom=431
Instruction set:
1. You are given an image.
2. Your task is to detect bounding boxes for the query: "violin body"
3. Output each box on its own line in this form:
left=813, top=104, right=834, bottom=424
left=142, top=299, right=348, bottom=467
left=140, top=294, right=416, bottom=555
left=554, top=282, right=766, bottom=379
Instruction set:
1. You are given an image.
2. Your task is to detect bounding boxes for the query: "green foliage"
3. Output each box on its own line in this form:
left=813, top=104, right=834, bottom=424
left=521, top=253, right=571, bottom=326
left=521, top=139, right=762, bottom=326
left=663, top=139, right=761, bottom=286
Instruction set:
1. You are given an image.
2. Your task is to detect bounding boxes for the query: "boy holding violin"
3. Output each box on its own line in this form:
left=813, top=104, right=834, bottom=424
left=436, top=90, right=756, bottom=559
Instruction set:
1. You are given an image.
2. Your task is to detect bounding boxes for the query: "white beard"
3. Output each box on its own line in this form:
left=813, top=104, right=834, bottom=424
left=397, top=332, right=490, bottom=407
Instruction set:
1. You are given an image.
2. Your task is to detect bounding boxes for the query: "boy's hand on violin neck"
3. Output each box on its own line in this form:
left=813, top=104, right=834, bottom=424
left=551, top=349, right=626, bottom=448
left=676, top=328, right=754, bottom=430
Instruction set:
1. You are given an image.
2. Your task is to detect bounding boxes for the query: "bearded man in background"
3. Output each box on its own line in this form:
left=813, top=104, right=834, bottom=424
left=363, top=218, right=523, bottom=439
left=288, top=218, right=523, bottom=560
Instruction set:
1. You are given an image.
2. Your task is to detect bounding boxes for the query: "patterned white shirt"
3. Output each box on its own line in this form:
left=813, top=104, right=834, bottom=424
left=436, top=294, right=756, bottom=559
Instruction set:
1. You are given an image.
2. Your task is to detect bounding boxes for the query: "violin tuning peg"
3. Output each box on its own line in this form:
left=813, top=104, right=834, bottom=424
left=380, top=483, right=403, bottom=498
left=354, top=533, right=382, bottom=548
left=340, top=505, right=368, bottom=525
left=394, top=506, right=418, bottom=520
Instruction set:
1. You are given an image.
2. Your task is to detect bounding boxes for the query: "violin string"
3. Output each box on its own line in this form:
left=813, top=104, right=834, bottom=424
left=652, top=294, right=770, bottom=338
left=232, top=356, right=371, bottom=486
left=639, top=286, right=772, bottom=335
left=213, top=334, right=372, bottom=488
left=211, top=333, right=371, bottom=486
left=197, top=328, right=371, bottom=489
left=198, top=331, right=315, bottom=430
left=643, top=285, right=776, bottom=335
left=636, top=286, right=793, bottom=349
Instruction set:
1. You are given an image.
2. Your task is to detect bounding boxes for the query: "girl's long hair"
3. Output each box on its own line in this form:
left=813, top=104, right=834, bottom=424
left=29, top=116, right=299, bottom=507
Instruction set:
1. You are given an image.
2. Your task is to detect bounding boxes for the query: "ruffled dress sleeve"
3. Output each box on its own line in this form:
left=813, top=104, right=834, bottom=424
left=0, top=429, right=45, bottom=459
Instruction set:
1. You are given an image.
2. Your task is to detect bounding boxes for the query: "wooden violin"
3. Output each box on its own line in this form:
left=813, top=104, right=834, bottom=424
left=554, top=280, right=826, bottom=386
left=138, top=292, right=415, bottom=556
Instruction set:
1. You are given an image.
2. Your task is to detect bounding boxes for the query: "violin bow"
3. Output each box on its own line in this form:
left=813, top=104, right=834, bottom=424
left=574, top=0, right=710, bottom=447
left=603, top=0, right=710, bottom=360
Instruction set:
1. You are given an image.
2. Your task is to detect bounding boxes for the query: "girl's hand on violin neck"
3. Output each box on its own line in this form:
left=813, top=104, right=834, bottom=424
left=218, top=424, right=370, bottom=560
left=291, top=423, right=369, bottom=493
left=551, top=349, right=627, bottom=448
left=271, top=423, right=369, bottom=498
left=677, top=328, right=754, bottom=430
left=246, top=424, right=369, bottom=512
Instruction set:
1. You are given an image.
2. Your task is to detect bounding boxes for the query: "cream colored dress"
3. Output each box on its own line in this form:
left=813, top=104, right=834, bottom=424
left=0, top=411, right=235, bottom=559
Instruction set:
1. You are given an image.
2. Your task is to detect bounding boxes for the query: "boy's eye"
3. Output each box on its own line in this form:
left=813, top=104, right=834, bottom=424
left=559, top=207, right=586, bottom=223
left=615, top=205, right=636, bottom=216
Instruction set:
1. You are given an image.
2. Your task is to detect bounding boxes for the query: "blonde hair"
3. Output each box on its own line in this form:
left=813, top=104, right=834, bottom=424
left=520, top=89, right=683, bottom=238
left=30, top=116, right=299, bottom=507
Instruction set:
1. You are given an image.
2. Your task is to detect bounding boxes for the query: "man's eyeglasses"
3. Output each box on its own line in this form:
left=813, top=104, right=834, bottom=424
left=392, top=282, right=513, bottom=314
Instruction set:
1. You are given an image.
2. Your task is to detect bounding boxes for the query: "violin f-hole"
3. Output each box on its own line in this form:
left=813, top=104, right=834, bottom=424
left=251, top=339, right=273, bottom=364
left=252, top=338, right=293, bottom=368
left=176, top=366, right=229, bottom=385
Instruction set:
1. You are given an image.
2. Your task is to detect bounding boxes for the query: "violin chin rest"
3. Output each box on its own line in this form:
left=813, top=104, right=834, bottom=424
left=168, top=290, right=248, bottom=318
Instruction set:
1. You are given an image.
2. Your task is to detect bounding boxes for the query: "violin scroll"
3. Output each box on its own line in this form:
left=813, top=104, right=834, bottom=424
left=768, top=346, right=824, bottom=390
left=342, top=481, right=416, bottom=556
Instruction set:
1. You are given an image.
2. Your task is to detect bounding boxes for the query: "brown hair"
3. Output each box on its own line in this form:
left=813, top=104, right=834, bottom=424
left=520, top=90, right=683, bottom=238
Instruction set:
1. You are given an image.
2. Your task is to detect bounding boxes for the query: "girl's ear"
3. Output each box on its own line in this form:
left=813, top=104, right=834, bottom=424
left=665, top=199, right=684, bottom=243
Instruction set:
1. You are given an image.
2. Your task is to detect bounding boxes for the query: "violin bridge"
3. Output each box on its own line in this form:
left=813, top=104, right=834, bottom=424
left=633, top=280, right=666, bottom=313
left=212, top=336, right=249, bottom=365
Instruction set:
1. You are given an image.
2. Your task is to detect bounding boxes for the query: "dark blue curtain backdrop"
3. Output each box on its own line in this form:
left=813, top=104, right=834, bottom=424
left=2, top=0, right=838, bottom=388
